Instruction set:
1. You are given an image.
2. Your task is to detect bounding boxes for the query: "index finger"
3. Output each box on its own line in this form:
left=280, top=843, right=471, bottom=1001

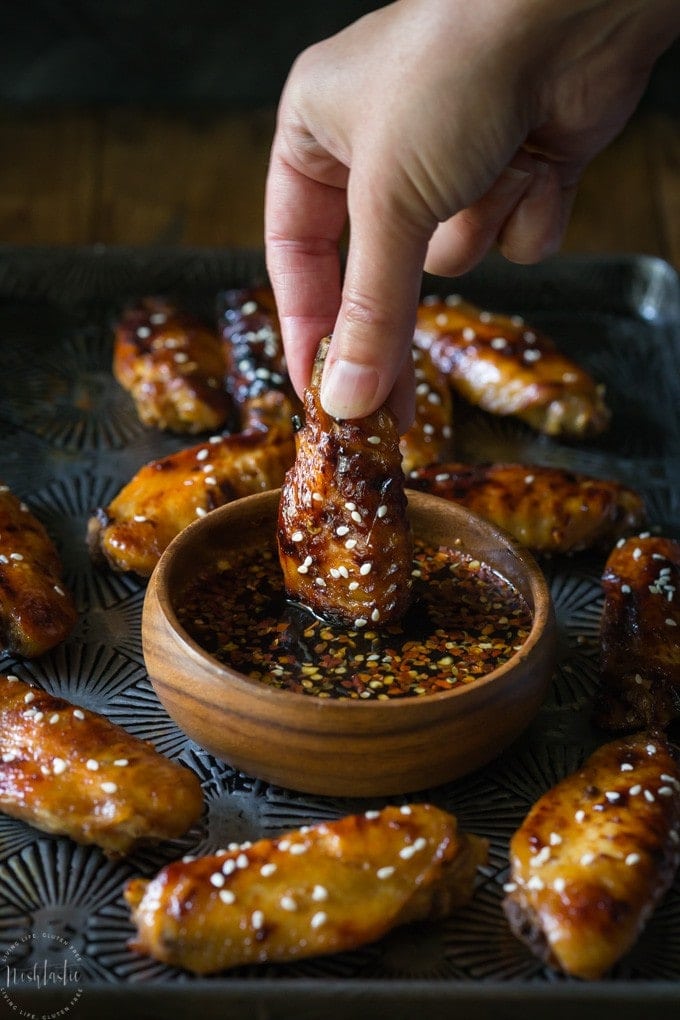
left=265, top=145, right=348, bottom=400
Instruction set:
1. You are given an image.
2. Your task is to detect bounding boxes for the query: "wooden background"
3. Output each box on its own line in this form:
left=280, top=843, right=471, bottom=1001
left=0, top=105, right=678, bottom=272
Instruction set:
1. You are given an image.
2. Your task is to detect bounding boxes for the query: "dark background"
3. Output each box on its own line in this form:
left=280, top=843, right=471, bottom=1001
left=1, top=1, right=677, bottom=112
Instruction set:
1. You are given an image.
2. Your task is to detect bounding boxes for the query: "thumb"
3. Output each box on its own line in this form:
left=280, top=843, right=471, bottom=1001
left=319, top=186, right=432, bottom=428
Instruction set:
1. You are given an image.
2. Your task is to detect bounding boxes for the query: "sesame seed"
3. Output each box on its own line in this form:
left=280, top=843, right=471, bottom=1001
left=359, top=562, right=372, bottom=575
left=195, top=507, right=207, bottom=518
left=605, top=791, right=621, bottom=803
left=219, top=889, right=236, bottom=905
left=400, top=805, right=412, bottom=815
left=222, top=859, right=236, bottom=876
left=646, top=744, right=657, bottom=755
left=310, top=911, right=327, bottom=929
left=351, top=511, right=362, bottom=523
left=260, top=862, right=277, bottom=877
left=52, top=757, right=67, bottom=775
left=280, top=895, right=297, bottom=911
left=24, top=692, right=35, bottom=704
left=113, top=758, right=129, bottom=766
left=196, top=448, right=209, bottom=461
left=73, top=709, right=85, bottom=720
left=376, top=505, right=387, bottom=518
left=49, top=714, right=60, bottom=725
left=527, top=876, right=544, bottom=890
left=621, top=584, right=632, bottom=593
left=365, top=810, right=380, bottom=819
left=251, top=910, right=265, bottom=930
left=345, top=538, right=357, bottom=549
left=312, top=885, right=328, bottom=901
left=336, top=525, right=350, bottom=537
left=100, top=781, right=117, bottom=794
left=291, top=531, right=304, bottom=542
left=502, top=882, right=517, bottom=893
left=344, top=502, right=356, bottom=511
left=367, top=436, right=381, bottom=445
left=625, top=853, right=641, bottom=866
left=644, top=790, right=656, bottom=802
left=549, top=832, right=562, bottom=845
left=553, top=878, right=566, bottom=893
left=620, top=763, right=634, bottom=772
left=289, top=842, right=308, bottom=855
left=399, top=836, right=427, bottom=860
left=658, top=786, right=674, bottom=797
left=580, top=853, right=595, bottom=866
left=629, top=784, right=642, bottom=795
left=236, top=853, right=249, bottom=868
left=210, top=872, right=226, bottom=887
left=86, top=759, right=99, bottom=771
left=2, top=752, right=17, bottom=763
left=575, top=810, right=585, bottom=823
left=531, top=846, right=551, bottom=867
left=354, top=618, right=367, bottom=628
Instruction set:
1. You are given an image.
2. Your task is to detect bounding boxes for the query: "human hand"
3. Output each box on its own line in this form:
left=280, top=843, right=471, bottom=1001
left=265, top=0, right=679, bottom=428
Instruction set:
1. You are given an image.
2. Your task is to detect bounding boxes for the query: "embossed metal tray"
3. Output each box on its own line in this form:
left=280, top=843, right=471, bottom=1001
left=0, top=246, right=679, bottom=1019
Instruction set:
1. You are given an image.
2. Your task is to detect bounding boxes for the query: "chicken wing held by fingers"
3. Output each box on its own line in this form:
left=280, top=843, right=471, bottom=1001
left=277, top=336, right=413, bottom=628
left=503, top=732, right=680, bottom=980
left=113, top=297, right=232, bottom=434
left=0, top=483, right=78, bottom=658
left=0, top=674, right=203, bottom=856
left=399, top=345, right=455, bottom=474
left=594, top=535, right=680, bottom=732
left=414, top=295, right=611, bottom=438
left=125, top=803, right=488, bottom=974
left=407, top=462, right=645, bottom=555
left=87, top=424, right=295, bottom=577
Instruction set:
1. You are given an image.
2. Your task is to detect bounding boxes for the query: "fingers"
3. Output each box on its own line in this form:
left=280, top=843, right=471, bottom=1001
left=264, top=138, right=348, bottom=400
left=499, top=165, right=577, bottom=264
left=318, top=173, right=432, bottom=430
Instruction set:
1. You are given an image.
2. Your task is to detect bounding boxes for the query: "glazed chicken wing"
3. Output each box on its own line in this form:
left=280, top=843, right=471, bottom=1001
left=407, top=462, right=645, bottom=555
left=414, top=295, right=611, bottom=438
left=399, top=345, right=454, bottom=474
left=0, top=483, right=78, bottom=658
left=503, top=731, right=680, bottom=980
left=125, top=803, right=488, bottom=974
left=113, top=297, right=232, bottom=434
left=217, top=286, right=300, bottom=431
left=0, top=674, right=203, bottom=855
left=277, top=336, right=413, bottom=627
left=88, top=423, right=294, bottom=577
left=594, top=535, right=680, bottom=732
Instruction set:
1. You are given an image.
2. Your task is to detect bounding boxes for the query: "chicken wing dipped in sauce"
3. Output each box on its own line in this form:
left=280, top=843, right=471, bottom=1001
left=0, top=674, right=203, bottom=856
left=88, top=423, right=295, bottom=577
left=113, top=297, right=232, bottom=434
left=503, top=731, right=680, bottom=980
left=0, top=483, right=78, bottom=658
left=125, top=803, right=488, bottom=974
left=217, top=286, right=300, bottom=432
left=407, top=462, right=645, bottom=555
left=414, top=295, right=611, bottom=438
left=399, top=345, right=454, bottom=474
left=594, top=535, right=680, bottom=733
left=277, top=336, right=413, bottom=628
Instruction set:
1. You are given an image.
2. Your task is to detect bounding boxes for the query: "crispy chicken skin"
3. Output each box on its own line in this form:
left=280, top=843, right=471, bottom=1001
left=594, top=535, right=680, bottom=732
left=0, top=674, right=203, bottom=855
left=407, top=462, right=645, bottom=555
left=503, top=731, right=680, bottom=980
left=399, top=346, right=455, bottom=474
left=0, top=484, right=78, bottom=658
left=113, top=297, right=232, bottom=434
left=217, top=286, right=300, bottom=431
left=87, top=422, right=294, bottom=577
left=277, top=336, right=413, bottom=627
left=125, top=803, right=488, bottom=974
left=414, top=295, right=611, bottom=438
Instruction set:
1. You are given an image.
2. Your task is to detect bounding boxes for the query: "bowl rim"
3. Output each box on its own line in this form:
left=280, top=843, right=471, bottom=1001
left=147, top=487, right=554, bottom=712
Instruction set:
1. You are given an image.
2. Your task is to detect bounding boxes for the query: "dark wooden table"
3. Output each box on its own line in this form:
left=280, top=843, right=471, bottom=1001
left=0, top=105, right=678, bottom=271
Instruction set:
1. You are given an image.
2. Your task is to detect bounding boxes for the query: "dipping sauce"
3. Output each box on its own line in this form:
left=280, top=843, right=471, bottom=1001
left=177, top=538, right=532, bottom=700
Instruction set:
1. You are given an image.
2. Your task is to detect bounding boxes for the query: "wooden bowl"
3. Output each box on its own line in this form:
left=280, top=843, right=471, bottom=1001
left=143, top=489, right=556, bottom=797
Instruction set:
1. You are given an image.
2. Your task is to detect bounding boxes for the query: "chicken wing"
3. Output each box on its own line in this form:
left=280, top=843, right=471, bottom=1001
left=0, top=483, right=78, bottom=658
left=414, top=295, right=611, bottom=438
left=113, top=297, right=232, bottom=434
left=125, top=802, right=488, bottom=974
left=399, top=345, right=454, bottom=474
left=277, top=336, right=413, bottom=627
left=503, top=731, right=680, bottom=980
left=594, top=535, right=680, bottom=732
left=0, top=674, right=203, bottom=855
left=217, top=286, right=300, bottom=431
left=407, top=462, right=645, bottom=555
left=87, top=423, right=294, bottom=577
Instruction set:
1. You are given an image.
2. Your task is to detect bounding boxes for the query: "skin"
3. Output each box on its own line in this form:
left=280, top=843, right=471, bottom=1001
left=265, top=0, right=680, bottom=429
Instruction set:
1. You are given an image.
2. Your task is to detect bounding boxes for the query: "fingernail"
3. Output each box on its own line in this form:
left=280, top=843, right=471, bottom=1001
left=320, top=358, right=380, bottom=419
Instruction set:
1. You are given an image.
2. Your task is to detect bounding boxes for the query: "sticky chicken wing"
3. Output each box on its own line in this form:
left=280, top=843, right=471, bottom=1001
left=399, top=345, right=454, bottom=474
left=125, top=802, right=488, bottom=974
left=594, top=535, right=680, bottom=732
left=277, top=336, right=413, bottom=628
left=407, top=462, right=645, bottom=555
left=87, top=423, right=294, bottom=577
left=217, top=286, right=300, bottom=431
left=0, top=483, right=78, bottom=658
left=0, top=674, right=203, bottom=855
left=113, top=297, right=232, bottom=434
left=503, top=731, right=680, bottom=980
left=414, top=295, right=611, bottom=438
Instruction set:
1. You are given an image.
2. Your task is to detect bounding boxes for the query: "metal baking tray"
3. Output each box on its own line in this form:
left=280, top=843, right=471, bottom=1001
left=0, top=245, right=679, bottom=1019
